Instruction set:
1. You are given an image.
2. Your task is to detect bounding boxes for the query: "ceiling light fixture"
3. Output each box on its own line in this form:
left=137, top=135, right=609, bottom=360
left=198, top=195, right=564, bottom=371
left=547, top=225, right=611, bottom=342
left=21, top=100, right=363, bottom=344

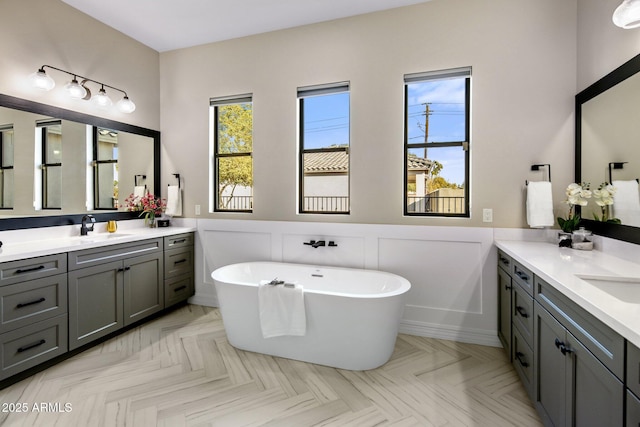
left=613, top=0, right=640, bottom=29
left=29, top=65, right=136, bottom=113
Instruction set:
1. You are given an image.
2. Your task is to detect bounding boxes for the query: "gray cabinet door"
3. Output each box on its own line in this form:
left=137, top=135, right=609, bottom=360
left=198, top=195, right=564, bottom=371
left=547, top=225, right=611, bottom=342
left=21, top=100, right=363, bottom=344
left=568, top=332, right=623, bottom=427
left=123, top=252, right=163, bottom=326
left=498, top=267, right=512, bottom=357
left=535, top=303, right=570, bottom=427
left=68, top=260, right=123, bottom=350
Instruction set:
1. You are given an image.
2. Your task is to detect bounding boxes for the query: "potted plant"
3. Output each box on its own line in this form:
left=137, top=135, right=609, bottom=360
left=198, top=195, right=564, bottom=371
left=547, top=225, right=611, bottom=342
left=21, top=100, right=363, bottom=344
left=557, top=183, right=591, bottom=246
left=124, top=192, right=166, bottom=227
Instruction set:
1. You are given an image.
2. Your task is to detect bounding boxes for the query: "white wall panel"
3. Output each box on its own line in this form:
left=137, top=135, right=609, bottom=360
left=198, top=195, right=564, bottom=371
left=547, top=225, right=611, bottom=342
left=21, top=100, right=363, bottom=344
left=194, top=219, right=499, bottom=346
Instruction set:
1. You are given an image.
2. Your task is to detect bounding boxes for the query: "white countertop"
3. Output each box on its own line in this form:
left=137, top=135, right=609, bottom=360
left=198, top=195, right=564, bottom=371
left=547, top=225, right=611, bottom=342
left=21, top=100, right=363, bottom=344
left=0, top=223, right=196, bottom=263
left=495, top=240, right=640, bottom=349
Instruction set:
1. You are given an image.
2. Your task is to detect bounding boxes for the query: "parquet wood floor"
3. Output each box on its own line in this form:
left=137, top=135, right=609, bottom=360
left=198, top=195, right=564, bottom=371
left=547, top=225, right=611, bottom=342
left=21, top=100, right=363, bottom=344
left=0, top=305, right=542, bottom=426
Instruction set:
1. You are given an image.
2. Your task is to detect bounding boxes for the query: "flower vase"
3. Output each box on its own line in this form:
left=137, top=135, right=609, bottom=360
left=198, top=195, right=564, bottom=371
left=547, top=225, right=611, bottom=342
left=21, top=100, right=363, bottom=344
left=146, top=213, right=156, bottom=228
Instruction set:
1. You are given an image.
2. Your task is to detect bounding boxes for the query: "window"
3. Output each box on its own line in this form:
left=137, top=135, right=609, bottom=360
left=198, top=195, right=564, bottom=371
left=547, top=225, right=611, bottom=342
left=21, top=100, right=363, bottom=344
left=210, top=94, right=253, bottom=212
left=298, top=82, right=350, bottom=214
left=37, top=120, right=62, bottom=209
left=0, top=125, right=14, bottom=209
left=404, top=67, right=470, bottom=217
left=92, top=127, right=119, bottom=209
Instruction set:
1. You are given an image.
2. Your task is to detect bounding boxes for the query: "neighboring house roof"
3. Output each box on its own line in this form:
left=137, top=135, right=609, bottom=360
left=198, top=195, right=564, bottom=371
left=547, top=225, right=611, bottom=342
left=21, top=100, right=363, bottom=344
left=304, top=151, right=349, bottom=173
left=304, top=151, right=434, bottom=174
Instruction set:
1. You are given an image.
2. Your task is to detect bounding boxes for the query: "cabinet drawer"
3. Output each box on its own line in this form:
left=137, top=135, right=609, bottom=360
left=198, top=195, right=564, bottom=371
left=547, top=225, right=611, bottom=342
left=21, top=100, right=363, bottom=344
left=535, top=276, right=624, bottom=379
left=512, top=282, right=533, bottom=345
left=0, top=273, right=67, bottom=334
left=497, top=249, right=513, bottom=275
left=165, top=274, right=194, bottom=307
left=0, top=314, right=67, bottom=380
left=68, top=238, right=162, bottom=270
left=164, top=248, right=193, bottom=279
left=164, top=233, right=193, bottom=251
left=512, top=260, right=533, bottom=295
left=512, top=326, right=534, bottom=399
left=0, top=254, right=67, bottom=286
left=628, top=342, right=640, bottom=398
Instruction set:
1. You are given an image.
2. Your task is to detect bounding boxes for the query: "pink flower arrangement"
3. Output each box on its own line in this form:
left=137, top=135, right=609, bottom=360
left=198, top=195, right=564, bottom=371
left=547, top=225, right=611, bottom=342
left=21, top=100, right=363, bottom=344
left=124, top=192, right=166, bottom=225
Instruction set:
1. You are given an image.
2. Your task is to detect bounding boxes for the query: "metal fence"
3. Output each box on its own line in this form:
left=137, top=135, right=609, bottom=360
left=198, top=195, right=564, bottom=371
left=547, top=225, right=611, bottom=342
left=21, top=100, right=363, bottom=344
left=219, top=196, right=253, bottom=211
left=303, top=196, right=349, bottom=213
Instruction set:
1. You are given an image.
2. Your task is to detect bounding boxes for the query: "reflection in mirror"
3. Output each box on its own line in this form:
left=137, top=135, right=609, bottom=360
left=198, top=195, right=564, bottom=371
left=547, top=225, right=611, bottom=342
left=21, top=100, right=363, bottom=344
left=94, top=127, right=118, bottom=209
left=0, top=93, right=160, bottom=230
left=577, top=53, right=640, bottom=245
left=0, top=125, right=14, bottom=208
left=581, top=71, right=640, bottom=225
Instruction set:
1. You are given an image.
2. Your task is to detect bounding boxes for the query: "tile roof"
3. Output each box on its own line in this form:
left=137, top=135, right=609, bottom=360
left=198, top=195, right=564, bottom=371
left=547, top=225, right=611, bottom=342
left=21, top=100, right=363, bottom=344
left=303, top=151, right=433, bottom=173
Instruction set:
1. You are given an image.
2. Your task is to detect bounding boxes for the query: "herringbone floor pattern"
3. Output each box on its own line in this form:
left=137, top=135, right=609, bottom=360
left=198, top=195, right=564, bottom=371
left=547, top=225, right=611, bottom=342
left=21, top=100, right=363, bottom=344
left=0, top=305, right=541, bottom=426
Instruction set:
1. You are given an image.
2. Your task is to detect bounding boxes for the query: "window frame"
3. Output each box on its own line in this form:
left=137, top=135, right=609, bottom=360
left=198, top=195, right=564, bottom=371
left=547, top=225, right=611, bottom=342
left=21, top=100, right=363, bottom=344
left=38, top=120, right=62, bottom=210
left=0, top=126, right=14, bottom=209
left=92, top=126, right=119, bottom=210
left=210, top=94, right=254, bottom=213
left=403, top=67, right=471, bottom=217
left=298, top=82, right=351, bottom=215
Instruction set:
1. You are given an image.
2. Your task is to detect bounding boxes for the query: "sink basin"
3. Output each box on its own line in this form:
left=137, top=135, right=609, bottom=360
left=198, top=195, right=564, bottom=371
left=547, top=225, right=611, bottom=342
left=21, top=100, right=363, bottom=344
left=576, top=274, right=640, bottom=304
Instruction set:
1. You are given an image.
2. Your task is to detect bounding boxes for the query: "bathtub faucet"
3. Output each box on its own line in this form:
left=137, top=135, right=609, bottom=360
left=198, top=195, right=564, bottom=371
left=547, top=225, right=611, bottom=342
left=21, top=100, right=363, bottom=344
left=269, top=278, right=285, bottom=285
left=304, top=240, right=338, bottom=248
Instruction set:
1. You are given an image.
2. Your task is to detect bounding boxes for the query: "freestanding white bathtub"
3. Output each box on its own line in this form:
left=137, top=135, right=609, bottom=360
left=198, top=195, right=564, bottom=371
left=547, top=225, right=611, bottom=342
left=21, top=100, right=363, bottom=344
left=211, top=261, right=411, bottom=370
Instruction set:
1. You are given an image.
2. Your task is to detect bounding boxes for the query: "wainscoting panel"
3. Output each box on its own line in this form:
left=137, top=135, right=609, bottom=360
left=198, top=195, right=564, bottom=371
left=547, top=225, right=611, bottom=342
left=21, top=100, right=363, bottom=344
left=193, top=219, right=499, bottom=346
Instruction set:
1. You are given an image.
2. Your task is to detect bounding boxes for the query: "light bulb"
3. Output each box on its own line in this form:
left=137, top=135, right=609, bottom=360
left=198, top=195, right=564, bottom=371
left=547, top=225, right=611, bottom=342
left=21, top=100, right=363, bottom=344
left=28, top=68, right=55, bottom=91
left=65, top=78, right=87, bottom=99
left=92, top=87, right=112, bottom=107
left=613, top=0, right=640, bottom=29
left=116, top=96, right=136, bottom=113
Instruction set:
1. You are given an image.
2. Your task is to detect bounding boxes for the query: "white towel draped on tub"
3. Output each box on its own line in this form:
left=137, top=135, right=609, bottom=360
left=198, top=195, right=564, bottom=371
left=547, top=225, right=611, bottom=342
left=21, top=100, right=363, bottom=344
left=165, top=184, right=182, bottom=216
left=613, top=180, right=640, bottom=227
left=258, top=281, right=306, bottom=338
left=526, top=181, right=554, bottom=228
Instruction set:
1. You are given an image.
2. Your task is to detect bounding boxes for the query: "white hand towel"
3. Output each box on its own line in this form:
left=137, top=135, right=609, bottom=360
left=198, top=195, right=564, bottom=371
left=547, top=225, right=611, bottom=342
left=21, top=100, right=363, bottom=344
left=258, top=281, right=306, bottom=338
left=526, top=181, right=554, bottom=228
left=165, top=185, right=182, bottom=217
left=613, top=180, right=640, bottom=227
left=133, top=185, right=146, bottom=199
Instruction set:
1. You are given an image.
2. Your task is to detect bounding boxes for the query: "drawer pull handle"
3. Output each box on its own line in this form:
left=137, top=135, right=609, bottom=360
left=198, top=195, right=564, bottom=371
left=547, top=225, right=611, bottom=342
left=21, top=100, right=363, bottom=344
left=515, top=270, right=530, bottom=281
left=504, top=284, right=512, bottom=291
left=118, top=266, right=132, bottom=272
left=174, top=259, right=187, bottom=265
left=17, top=339, right=46, bottom=353
left=172, top=239, right=186, bottom=244
left=15, top=265, right=45, bottom=274
left=554, top=338, right=573, bottom=356
left=174, top=285, right=187, bottom=292
left=515, top=306, right=529, bottom=318
left=515, top=351, right=529, bottom=367
left=16, top=297, right=46, bottom=308
left=499, top=257, right=510, bottom=265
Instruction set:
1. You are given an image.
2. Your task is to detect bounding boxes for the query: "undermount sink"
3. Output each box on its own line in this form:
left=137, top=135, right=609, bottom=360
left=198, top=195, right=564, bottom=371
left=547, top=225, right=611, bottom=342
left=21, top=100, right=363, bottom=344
left=576, top=274, right=640, bottom=304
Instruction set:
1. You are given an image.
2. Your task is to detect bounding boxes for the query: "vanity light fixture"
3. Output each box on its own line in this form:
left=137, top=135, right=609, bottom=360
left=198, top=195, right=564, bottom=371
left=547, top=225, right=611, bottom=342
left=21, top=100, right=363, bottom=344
left=28, top=65, right=136, bottom=113
left=613, top=0, right=640, bottom=29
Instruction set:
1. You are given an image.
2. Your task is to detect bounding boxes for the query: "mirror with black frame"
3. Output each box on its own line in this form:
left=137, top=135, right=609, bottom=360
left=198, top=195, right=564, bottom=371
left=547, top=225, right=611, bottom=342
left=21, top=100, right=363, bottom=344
left=0, top=93, right=160, bottom=231
left=576, top=53, right=640, bottom=245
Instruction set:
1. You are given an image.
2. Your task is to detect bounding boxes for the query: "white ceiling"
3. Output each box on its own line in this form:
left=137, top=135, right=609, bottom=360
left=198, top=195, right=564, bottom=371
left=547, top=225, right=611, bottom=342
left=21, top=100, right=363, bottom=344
left=61, top=0, right=432, bottom=52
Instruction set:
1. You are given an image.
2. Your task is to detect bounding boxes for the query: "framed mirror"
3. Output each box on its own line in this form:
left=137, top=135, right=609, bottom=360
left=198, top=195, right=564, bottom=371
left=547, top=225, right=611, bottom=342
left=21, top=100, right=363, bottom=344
left=0, top=93, right=160, bottom=231
left=576, top=53, right=640, bottom=245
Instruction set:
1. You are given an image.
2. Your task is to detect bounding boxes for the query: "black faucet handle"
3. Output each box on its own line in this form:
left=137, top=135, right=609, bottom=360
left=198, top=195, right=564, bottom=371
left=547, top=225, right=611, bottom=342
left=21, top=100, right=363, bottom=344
left=303, top=240, right=316, bottom=246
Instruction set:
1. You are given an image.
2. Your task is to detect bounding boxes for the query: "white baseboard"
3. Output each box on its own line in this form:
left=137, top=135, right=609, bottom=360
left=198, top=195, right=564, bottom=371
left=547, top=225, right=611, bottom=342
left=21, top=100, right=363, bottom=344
left=399, top=320, right=502, bottom=347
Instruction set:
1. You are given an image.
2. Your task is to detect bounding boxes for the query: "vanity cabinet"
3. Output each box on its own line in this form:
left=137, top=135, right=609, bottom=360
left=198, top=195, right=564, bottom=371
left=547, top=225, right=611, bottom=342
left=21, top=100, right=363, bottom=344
left=534, top=276, right=624, bottom=427
left=163, top=233, right=194, bottom=307
left=0, top=254, right=68, bottom=380
left=626, top=342, right=640, bottom=425
left=497, top=250, right=513, bottom=357
left=68, top=239, right=164, bottom=350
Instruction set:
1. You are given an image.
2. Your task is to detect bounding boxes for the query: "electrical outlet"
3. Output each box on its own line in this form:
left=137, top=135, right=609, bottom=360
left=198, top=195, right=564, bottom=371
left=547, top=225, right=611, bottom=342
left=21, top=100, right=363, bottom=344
left=195, top=205, right=201, bottom=215
left=483, top=208, right=493, bottom=223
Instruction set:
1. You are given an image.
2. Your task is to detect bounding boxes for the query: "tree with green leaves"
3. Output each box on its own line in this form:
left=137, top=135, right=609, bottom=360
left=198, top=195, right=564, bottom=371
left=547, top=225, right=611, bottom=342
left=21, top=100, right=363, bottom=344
left=217, top=103, right=253, bottom=209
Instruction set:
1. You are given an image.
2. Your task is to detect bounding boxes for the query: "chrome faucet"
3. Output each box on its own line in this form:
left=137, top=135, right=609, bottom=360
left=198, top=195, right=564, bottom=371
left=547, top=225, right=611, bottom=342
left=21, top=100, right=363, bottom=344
left=80, top=214, right=96, bottom=236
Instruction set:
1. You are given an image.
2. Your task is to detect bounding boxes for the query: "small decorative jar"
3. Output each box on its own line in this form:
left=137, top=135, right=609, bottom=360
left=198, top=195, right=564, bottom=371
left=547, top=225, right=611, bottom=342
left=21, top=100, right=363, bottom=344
left=571, top=227, right=593, bottom=251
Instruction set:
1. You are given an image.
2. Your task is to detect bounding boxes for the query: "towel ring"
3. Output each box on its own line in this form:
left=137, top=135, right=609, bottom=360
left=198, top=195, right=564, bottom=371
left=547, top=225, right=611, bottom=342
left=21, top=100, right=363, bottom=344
left=527, top=164, right=551, bottom=186
left=134, top=174, right=146, bottom=187
left=170, top=173, right=181, bottom=188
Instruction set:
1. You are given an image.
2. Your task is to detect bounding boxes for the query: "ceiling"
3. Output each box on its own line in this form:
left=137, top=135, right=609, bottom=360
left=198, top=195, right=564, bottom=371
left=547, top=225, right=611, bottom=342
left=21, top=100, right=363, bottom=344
left=61, top=0, right=432, bottom=52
